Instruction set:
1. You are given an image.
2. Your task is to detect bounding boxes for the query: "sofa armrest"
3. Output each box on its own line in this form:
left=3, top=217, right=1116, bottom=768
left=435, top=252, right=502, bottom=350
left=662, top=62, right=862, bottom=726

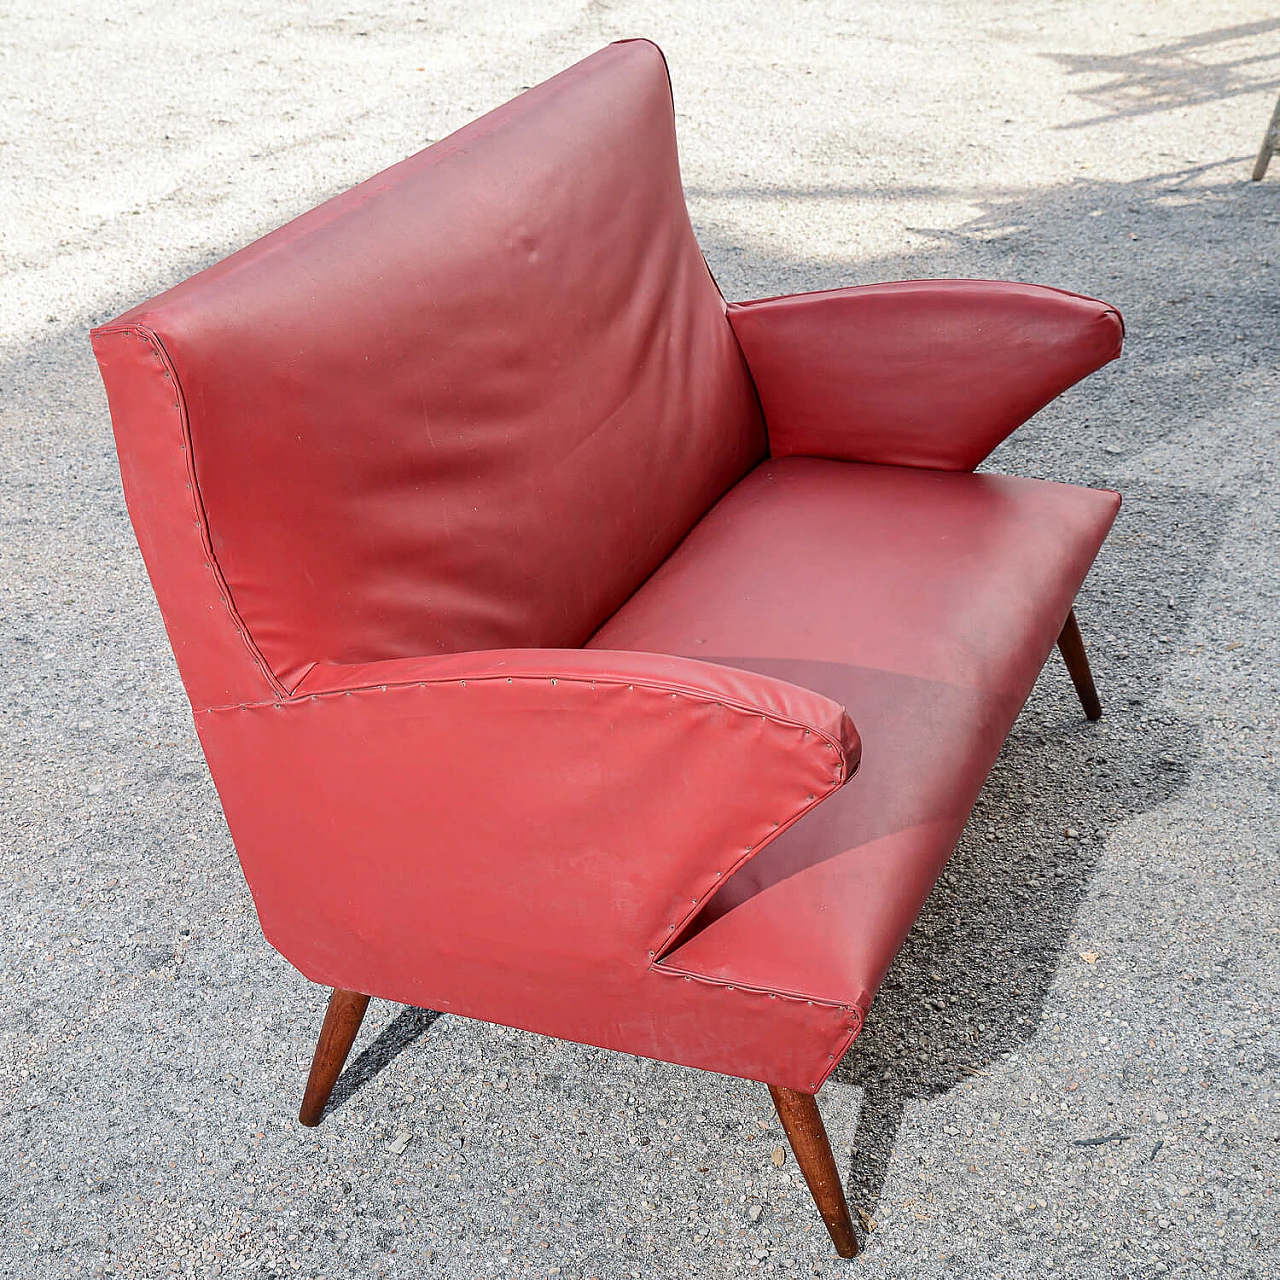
left=292, top=648, right=859, bottom=759
left=727, top=280, right=1124, bottom=471
left=195, top=648, right=858, bottom=1005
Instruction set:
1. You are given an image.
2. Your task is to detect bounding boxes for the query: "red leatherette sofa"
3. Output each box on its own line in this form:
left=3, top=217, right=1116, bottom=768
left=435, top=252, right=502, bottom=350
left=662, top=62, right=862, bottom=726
left=91, top=40, right=1122, bottom=1258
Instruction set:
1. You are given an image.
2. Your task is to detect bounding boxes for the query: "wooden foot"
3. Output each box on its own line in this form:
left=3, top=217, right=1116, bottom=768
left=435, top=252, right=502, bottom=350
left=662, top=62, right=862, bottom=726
left=768, top=1085, right=859, bottom=1258
left=1057, top=608, right=1102, bottom=721
left=298, top=988, right=371, bottom=1127
left=1252, top=91, right=1280, bottom=181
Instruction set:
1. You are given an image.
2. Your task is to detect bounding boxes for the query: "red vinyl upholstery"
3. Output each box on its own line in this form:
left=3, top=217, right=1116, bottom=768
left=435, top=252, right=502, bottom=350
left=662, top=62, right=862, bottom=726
left=196, top=648, right=861, bottom=1087
left=590, top=459, right=1120, bottom=1014
left=91, top=39, right=1123, bottom=1099
left=95, top=39, right=764, bottom=696
left=729, top=281, right=1123, bottom=471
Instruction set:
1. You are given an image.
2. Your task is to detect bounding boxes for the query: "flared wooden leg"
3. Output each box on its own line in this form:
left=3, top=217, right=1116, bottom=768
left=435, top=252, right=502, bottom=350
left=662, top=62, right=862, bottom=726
left=768, top=1085, right=859, bottom=1258
left=1057, top=608, right=1102, bottom=721
left=298, top=988, right=371, bottom=1127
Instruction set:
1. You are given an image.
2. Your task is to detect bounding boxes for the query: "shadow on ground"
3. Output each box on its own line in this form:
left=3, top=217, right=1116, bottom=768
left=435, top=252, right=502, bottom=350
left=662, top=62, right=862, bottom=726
left=1040, top=19, right=1280, bottom=130
left=828, top=623, right=1210, bottom=1216
left=692, top=157, right=1270, bottom=1230
left=324, top=1006, right=443, bottom=1118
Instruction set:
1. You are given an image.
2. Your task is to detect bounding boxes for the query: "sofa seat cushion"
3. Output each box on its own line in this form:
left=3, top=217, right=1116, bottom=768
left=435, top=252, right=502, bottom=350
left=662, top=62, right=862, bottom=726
left=588, top=456, right=1119, bottom=1012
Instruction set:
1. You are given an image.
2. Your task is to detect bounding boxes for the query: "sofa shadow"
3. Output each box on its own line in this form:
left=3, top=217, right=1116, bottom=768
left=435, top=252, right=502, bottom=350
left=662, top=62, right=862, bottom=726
left=323, top=1004, right=443, bottom=1118
left=826, top=653, right=1201, bottom=1213
left=691, top=163, right=1263, bottom=1229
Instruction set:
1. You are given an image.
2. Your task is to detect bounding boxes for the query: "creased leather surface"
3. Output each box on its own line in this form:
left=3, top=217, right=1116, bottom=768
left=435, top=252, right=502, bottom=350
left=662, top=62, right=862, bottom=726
left=196, top=650, right=858, bottom=1089
left=99, top=39, right=765, bottom=691
left=728, top=280, right=1123, bottom=471
left=590, top=458, right=1121, bottom=1021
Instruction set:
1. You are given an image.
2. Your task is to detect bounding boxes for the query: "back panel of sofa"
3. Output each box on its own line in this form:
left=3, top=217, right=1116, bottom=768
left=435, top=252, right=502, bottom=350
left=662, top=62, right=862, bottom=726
left=101, top=40, right=766, bottom=693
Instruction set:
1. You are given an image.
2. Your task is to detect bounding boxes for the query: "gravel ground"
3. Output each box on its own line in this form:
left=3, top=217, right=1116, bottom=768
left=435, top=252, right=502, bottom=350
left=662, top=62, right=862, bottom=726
left=2, top=2, right=1278, bottom=1278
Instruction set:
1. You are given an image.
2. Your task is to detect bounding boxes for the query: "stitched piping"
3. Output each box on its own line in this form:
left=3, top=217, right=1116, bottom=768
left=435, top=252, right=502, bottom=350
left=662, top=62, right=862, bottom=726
left=652, top=960, right=867, bottom=1021
left=812, top=1010, right=870, bottom=1090
left=648, top=757, right=848, bottom=966
left=645, top=966, right=864, bottom=1092
left=100, top=324, right=287, bottom=700
left=809, top=1024, right=863, bottom=1092
left=200, top=668, right=856, bottom=770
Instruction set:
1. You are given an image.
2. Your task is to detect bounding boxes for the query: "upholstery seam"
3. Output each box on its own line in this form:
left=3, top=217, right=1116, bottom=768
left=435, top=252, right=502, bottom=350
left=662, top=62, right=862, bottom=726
left=97, top=324, right=287, bottom=700
left=652, top=960, right=863, bottom=1015
left=813, top=1022, right=865, bottom=1090
left=721, top=301, right=773, bottom=458
left=649, top=966, right=864, bottom=1092
left=726, top=278, right=1124, bottom=313
left=196, top=669, right=854, bottom=768
left=647, top=763, right=849, bottom=966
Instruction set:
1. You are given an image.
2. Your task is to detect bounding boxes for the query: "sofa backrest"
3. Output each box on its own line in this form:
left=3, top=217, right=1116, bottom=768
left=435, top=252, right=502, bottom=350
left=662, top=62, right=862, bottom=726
left=93, top=40, right=766, bottom=699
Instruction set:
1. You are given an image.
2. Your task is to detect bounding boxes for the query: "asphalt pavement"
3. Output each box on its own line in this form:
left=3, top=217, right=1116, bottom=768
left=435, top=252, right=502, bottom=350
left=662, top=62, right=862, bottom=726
left=2, top=3, right=1277, bottom=1278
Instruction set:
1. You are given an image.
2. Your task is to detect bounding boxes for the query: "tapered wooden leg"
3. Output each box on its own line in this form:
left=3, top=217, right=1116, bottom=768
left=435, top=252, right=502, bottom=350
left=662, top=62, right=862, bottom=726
left=1252, top=91, right=1280, bottom=181
left=768, top=1085, right=859, bottom=1258
left=298, top=988, right=371, bottom=1127
left=1057, top=608, right=1102, bottom=721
